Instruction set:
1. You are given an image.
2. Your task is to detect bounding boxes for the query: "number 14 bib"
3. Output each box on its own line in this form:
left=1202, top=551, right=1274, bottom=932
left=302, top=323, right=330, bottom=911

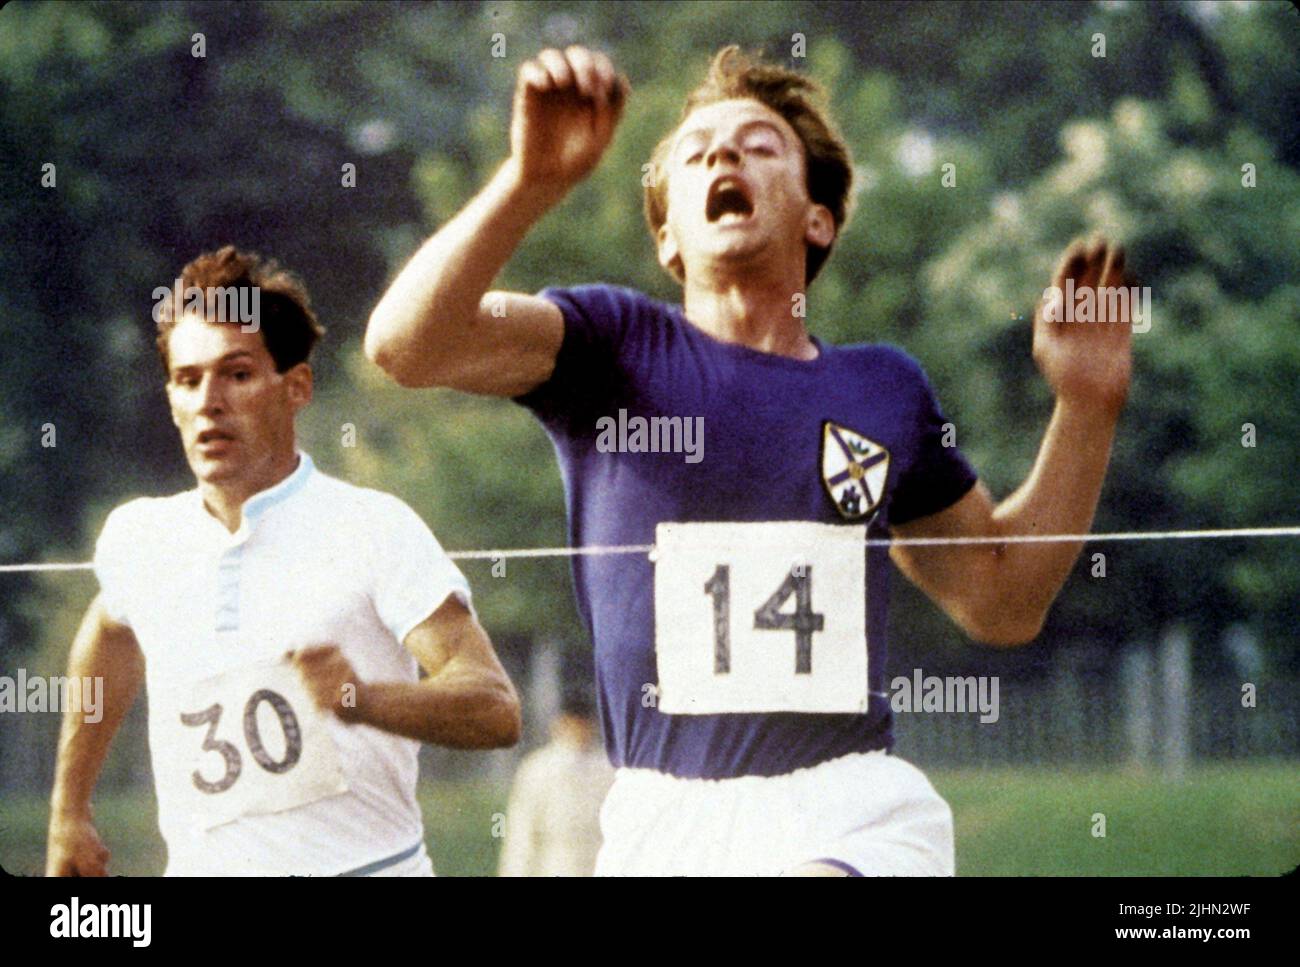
left=653, top=521, right=869, bottom=715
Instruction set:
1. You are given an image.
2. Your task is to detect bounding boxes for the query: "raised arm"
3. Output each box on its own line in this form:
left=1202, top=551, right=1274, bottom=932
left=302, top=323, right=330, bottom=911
left=364, top=46, right=628, bottom=396
left=292, top=594, right=521, bottom=749
left=890, top=238, right=1131, bottom=646
left=46, top=596, right=146, bottom=876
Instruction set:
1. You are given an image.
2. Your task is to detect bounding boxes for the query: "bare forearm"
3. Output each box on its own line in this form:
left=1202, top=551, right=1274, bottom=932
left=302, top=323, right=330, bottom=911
left=50, top=615, right=144, bottom=819
left=344, top=666, right=521, bottom=749
left=896, top=239, right=1131, bottom=645
left=990, top=397, right=1119, bottom=619
left=365, top=160, right=560, bottom=382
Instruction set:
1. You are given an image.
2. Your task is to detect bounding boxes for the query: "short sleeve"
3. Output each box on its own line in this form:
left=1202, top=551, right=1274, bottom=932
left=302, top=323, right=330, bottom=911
left=93, top=504, right=139, bottom=627
left=366, top=495, right=473, bottom=644
left=887, top=355, right=979, bottom=526
left=512, top=284, right=640, bottom=434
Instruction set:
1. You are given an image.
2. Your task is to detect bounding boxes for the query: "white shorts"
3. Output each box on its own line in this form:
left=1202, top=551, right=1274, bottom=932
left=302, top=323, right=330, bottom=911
left=594, top=751, right=954, bottom=877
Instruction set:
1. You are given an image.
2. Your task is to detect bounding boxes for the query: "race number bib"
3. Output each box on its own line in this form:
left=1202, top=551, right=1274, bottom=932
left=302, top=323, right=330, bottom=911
left=159, top=659, right=349, bottom=830
left=654, top=521, right=869, bottom=714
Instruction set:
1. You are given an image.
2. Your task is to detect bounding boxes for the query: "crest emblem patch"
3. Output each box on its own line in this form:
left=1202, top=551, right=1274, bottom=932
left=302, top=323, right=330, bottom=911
left=820, top=421, right=890, bottom=522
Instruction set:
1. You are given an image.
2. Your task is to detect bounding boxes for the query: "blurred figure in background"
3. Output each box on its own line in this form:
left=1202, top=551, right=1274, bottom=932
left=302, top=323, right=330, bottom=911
left=498, top=685, right=614, bottom=877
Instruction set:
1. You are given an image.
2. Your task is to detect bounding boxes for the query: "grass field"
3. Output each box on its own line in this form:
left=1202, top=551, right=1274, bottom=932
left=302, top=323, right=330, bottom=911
left=3, top=763, right=1296, bottom=876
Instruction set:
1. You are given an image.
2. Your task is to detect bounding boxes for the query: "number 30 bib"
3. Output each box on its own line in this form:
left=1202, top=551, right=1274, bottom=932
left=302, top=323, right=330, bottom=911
left=653, top=521, right=869, bottom=715
left=158, top=658, right=349, bottom=831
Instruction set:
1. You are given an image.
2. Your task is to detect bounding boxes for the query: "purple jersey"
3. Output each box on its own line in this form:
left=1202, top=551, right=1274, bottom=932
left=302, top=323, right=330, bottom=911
left=516, top=285, right=977, bottom=779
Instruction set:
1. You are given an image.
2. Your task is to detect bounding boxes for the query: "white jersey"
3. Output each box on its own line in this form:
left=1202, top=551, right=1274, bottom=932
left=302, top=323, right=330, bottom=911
left=94, top=453, right=470, bottom=876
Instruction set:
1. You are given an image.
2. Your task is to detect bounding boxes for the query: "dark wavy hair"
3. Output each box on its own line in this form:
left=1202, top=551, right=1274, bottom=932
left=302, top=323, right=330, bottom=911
left=155, top=245, right=324, bottom=372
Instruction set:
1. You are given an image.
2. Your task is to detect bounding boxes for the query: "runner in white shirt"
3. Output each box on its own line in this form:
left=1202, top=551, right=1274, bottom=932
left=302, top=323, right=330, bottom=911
left=46, top=245, right=521, bottom=877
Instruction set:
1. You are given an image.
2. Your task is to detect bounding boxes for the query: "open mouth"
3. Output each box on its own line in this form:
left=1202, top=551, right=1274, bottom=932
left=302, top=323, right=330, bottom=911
left=706, top=177, right=755, bottom=223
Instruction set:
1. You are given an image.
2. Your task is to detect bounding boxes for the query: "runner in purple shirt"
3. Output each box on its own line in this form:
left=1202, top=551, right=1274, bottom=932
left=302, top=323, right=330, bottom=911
left=515, top=282, right=976, bottom=781
left=367, top=44, right=1133, bottom=875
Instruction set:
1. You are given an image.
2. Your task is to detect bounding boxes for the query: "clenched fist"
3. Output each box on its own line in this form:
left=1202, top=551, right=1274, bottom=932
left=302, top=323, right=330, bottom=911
left=46, top=813, right=110, bottom=877
left=290, top=645, right=365, bottom=723
left=508, top=46, right=629, bottom=199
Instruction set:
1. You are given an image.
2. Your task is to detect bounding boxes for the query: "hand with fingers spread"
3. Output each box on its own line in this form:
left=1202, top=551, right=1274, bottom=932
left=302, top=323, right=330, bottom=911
left=1034, top=236, right=1134, bottom=418
left=509, top=45, right=629, bottom=200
